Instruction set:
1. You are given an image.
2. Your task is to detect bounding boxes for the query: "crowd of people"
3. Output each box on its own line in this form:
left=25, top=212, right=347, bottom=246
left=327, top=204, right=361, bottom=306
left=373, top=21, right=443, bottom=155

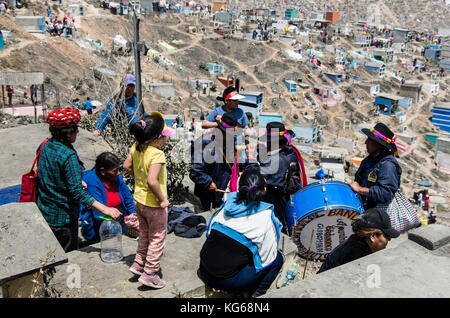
left=44, top=10, right=76, bottom=38
left=31, top=73, right=410, bottom=297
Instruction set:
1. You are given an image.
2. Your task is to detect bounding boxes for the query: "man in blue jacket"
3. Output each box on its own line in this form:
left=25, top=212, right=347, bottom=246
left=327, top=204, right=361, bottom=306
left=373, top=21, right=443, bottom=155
left=93, top=74, right=143, bottom=137
left=80, top=153, right=136, bottom=242
left=189, top=113, right=241, bottom=212
left=202, top=86, right=249, bottom=129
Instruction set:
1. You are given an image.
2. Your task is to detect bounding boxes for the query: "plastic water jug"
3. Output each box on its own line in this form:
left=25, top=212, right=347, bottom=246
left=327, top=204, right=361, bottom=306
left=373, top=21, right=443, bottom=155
left=285, top=262, right=298, bottom=281
left=99, top=216, right=123, bottom=263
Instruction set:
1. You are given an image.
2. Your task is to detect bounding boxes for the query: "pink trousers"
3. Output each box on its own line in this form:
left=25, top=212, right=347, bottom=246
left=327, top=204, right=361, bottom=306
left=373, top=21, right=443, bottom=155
left=134, top=201, right=167, bottom=275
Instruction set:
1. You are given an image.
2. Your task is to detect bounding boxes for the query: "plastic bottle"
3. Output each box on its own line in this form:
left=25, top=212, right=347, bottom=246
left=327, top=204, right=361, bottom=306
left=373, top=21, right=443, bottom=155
left=285, top=262, right=298, bottom=281
left=99, top=216, right=123, bottom=263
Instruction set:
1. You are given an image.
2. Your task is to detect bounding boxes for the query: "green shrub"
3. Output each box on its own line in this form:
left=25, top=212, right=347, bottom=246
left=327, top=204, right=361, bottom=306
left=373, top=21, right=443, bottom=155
left=162, top=138, right=191, bottom=203
left=79, top=114, right=97, bottom=132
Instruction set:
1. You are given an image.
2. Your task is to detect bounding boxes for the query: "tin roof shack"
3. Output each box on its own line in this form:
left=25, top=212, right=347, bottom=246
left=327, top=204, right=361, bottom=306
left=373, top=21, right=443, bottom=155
left=357, top=82, right=380, bottom=96
left=432, top=102, right=450, bottom=133
left=393, top=28, right=409, bottom=43
left=372, top=48, right=394, bottom=64
left=0, top=203, right=68, bottom=298
left=435, top=136, right=450, bottom=174
left=238, top=91, right=263, bottom=123
left=325, top=11, right=339, bottom=24
left=399, top=83, right=422, bottom=104
left=374, top=93, right=402, bottom=116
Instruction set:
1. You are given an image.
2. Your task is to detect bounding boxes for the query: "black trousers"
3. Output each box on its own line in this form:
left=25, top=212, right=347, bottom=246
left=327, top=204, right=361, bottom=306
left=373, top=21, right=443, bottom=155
left=50, top=220, right=79, bottom=253
left=264, top=186, right=289, bottom=234
left=194, top=185, right=224, bottom=212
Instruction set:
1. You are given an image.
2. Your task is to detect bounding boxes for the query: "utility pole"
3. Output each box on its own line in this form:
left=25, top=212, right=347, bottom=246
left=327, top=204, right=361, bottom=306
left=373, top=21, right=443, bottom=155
left=132, top=8, right=143, bottom=118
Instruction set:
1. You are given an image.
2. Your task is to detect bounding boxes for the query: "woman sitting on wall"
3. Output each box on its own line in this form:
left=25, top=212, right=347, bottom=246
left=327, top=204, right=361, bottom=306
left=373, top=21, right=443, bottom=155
left=80, top=152, right=136, bottom=242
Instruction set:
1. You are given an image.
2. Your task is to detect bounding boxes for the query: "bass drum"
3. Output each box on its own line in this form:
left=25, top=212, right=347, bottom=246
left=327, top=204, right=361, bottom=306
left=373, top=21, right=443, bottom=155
left=286, top=180, right=364, bottom=261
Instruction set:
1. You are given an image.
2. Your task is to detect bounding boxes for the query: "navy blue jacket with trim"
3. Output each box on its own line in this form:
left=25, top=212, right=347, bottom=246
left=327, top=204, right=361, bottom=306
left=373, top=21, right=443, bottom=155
left=354, top=150, right=402, bottom=210
left=189, top=135, right=238, bottom=203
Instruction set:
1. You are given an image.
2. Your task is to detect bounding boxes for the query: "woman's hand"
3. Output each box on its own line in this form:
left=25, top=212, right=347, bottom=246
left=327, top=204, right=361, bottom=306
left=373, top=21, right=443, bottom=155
left=348, top=181, right=361, bottom=194
left=104, top=207, right=122, bottom=221
left=93, top=130, right=101, bottom=137
left=82, top=180, right=87, bottom=190
left=208, top=182, right=218, bottom=192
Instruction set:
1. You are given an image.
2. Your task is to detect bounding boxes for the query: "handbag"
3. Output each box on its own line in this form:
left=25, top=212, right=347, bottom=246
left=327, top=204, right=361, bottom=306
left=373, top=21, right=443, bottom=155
left=375, top=190, right=422, bottom=233
left=19, top=139, right=50, bottom=203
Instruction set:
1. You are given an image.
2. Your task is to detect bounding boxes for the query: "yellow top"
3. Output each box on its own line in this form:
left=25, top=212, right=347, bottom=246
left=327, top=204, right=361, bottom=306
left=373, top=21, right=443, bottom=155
left=131, top=142, right=167, bottom=207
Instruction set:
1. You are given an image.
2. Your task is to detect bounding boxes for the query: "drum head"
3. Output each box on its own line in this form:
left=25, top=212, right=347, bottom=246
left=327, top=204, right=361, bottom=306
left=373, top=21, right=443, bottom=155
left=292, top=208, right=361, bottom=261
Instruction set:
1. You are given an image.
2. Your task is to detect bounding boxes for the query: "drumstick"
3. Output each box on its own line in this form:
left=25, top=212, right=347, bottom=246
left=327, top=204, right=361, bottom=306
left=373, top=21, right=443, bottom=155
left=302, top=229, right=315, bottom=280
left=216, top=189, right=230, bottom=193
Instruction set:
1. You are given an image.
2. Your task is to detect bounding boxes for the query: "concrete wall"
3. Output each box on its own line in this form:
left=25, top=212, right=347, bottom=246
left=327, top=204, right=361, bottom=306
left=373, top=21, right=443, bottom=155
left=0, top=72, right=44, bottom=86
left=15, top=16, right=45, bottom=33
left=264, top=225, right=450, bottom=298
left=148, top=83, right=175, bottom=98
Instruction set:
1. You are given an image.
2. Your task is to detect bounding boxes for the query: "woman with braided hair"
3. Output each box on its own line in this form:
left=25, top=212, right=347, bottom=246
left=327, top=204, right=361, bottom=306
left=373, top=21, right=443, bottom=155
left=37, top=107, right=122, bottom=252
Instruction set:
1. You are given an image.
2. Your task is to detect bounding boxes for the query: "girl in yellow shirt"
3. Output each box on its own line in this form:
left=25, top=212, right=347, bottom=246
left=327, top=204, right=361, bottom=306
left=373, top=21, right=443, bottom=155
left=124, top=112, right=174, bottom=289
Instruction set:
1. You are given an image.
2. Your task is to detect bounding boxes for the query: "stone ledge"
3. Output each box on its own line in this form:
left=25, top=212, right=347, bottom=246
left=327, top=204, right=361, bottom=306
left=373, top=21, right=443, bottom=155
left=408, top=224, right=450, bottom=250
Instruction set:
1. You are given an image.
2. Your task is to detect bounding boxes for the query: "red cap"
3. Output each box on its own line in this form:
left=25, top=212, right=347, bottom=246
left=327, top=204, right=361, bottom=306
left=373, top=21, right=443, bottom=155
left=46, top=107, right=81, bottom=128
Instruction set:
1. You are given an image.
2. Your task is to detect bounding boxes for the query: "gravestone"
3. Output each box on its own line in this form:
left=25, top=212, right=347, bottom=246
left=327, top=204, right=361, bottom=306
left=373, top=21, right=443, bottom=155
left=0, top=203, right=67, bottom=297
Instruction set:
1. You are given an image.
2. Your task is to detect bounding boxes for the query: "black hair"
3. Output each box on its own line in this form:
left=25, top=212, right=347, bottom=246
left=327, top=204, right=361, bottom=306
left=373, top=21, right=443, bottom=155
left=245, top=112, right=253, bottom=119
left=95, top=152, right=120, bottom=173
left=222, top=86, right=237, bottom=101
left=49, top=125, right=78, bottom=146
left=49, top=125, right=84, bottom=167
left=129, top=115, right=164, bottom=151
left=235, top=170, right=266, bottom=205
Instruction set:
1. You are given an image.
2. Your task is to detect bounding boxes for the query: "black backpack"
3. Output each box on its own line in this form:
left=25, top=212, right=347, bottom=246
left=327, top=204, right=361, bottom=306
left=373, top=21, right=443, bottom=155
left=280, top=154, right=302, bottom=195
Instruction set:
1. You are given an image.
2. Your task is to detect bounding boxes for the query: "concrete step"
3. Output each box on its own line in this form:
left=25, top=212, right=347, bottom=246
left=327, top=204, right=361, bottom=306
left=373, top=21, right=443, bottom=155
left=47, top=209, right=300, bottom=298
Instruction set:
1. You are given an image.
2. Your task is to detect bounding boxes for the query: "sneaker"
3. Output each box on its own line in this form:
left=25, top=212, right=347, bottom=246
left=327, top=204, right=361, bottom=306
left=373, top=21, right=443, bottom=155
left=138, top=271, right=166, bottom=289
left=129, top=262, right=144, bottom=276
